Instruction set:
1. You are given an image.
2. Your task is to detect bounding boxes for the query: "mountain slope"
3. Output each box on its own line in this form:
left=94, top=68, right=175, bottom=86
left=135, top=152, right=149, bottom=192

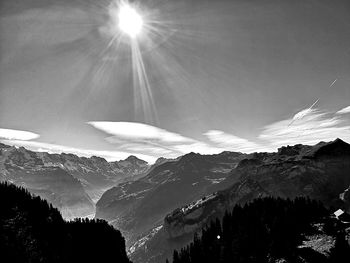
left=170, top=197, right=350, bottom=263
left=130, top=138, right=350, bottom=263
left=0, top=143, right=149, bottom=218
left=165, top=138, right=350, bottom=238
left=95, top=151, right=247, bottom=244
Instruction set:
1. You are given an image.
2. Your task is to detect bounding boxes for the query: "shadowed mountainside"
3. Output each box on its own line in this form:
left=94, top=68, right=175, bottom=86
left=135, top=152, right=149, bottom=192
left=130, top=138, right=350, bottom=263
left=95, top=151, right=247, bottom=244
left=0, top=182, right=131, bottom=263
left=170, top=197, right=350, bottom=263
left=0, top=143, right=149, bottom=218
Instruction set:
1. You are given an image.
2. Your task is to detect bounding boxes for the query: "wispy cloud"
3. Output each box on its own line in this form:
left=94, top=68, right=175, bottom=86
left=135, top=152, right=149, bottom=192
left=288, top=99, right=319, bottom=126
left=89, top=114, right=350, bottom=160
left=0, top=128, right=39, bottom=141
left=204, top=130, right=265, bottom=152
left=259, top=109, right=350, bottom=147
left=336, top=106, right=350, bottom=115
left=292, top=108, right=313, bottom=121
left=2, top=108, right=349, bottom=164
left=88, top=122, right=193, bottom=144
left=88, top=121, right=224, bottom=158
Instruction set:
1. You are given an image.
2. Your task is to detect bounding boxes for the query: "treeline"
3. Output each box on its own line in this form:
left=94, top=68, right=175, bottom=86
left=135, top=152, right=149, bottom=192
left=168, top=197, right=350, bottom=263
left=0, top=182, right=131, bottom=263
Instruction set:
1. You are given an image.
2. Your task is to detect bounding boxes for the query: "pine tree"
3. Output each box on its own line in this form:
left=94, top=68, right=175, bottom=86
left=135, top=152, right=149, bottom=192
left=329, top=232, right=350, bottom=263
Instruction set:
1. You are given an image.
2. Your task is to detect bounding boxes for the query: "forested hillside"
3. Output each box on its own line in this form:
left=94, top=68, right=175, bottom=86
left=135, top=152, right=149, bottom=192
left=0, top=182, right=131, bottom=263
left=169, top=197, right=350, bottom=263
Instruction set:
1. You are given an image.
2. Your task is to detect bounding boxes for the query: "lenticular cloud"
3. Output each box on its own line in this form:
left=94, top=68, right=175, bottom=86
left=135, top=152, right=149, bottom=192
left=0, top=128, right=39, bottom=141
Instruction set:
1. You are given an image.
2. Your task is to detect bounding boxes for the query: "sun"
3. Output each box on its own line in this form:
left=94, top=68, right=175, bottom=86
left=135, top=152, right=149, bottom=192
left=117, top=4, right=144, bottom=38
left=101, top=0, right=175, bottom=124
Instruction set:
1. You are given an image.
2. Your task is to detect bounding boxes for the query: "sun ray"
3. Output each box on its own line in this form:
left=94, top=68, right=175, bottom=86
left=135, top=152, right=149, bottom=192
left=93, top=0, right=214, bottom=125
left=131, top=40, right=159, bottom=124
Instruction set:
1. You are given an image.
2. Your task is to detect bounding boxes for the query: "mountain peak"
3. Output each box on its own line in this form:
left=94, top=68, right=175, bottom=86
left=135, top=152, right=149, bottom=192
left=125, top=155, right=138, bottom=160
left=311, top=138, right=350, bottom=158
left=124, top=155, right=142, bottom=162
left=333, top=138, right=346, bottom=143
left=90, top=155, right=108, bottom=163
left=120, top=155, right=148, bottom=165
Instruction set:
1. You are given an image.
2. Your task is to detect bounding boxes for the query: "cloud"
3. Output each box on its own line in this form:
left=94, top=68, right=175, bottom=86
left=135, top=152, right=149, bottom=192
left=0, top=128, right=39, bottom=140
left=90, top=118, right=350, bottom=159
left=3, top=109, right=349, bottom=164
left=292, top=108, right=313, bottom=121
left=259, top=109, right=350, bottom=147
left=88, top=122, right=193, bottom=144
left=88, top=121, right=223, bottom=158
left=204, top=130, right=265, bottom=152
left=1, top=139, right=155, bottom=163
left=336, top=106, right=350, bottom=115
left=288, top=99, right=319, bottom=126
left=204, top=107, right=350, bottom=153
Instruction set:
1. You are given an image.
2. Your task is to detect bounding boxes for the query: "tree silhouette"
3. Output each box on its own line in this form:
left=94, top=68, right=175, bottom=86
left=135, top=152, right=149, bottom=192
left=0, top=182, right=131, bottom=263
left=329, top=231, right=350, bottom=263
left=168, top=197, right=337, bottom=263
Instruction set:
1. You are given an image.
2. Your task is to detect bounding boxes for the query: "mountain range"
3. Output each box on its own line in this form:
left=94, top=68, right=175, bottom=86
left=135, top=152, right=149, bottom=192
left=95, top=151, right=247, bottom=244
left=0, top=143, right=150, bottom=218
left=129, top=138, right=350, bottom=263
left=1, top=138, right=350, bottom=263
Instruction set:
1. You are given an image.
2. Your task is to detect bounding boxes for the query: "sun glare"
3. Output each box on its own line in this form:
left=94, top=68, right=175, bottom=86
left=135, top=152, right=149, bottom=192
left=101, top=0, right=175, bottom=124
left=118, top=4, right=144, bottom=38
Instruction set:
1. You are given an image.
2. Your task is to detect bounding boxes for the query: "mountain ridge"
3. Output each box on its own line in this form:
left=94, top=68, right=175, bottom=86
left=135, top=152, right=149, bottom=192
left=95, top=150, right=248, bottom=245
left=0, top=142, right=150, bottom=218
left=129, top=138, right=350, bottom=263
left=165, top=138, right=350, bottom=238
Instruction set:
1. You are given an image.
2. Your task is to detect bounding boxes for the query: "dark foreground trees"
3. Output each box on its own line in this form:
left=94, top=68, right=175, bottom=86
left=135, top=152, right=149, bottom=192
left=169, top=197, right=350, bottom=263
left=0, top=182, right=131, bottom=263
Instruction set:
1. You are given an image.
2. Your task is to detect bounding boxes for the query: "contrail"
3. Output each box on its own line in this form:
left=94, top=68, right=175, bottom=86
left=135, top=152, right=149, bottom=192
left=287, top=78, right=338, bottom=128
left=288, top=98, right=319, bottom=127
left=309, top=98, right=319, bottom=109
left=289, top=78, right=338, bottom=134
left=329, top=78, right=337, bottom=88
left=288, top=78, right=338, bottom=127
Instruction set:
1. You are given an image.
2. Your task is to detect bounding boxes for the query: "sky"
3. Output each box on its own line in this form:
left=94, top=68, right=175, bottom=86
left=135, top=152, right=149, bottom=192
left=0, top=0, right=350, bottom=163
